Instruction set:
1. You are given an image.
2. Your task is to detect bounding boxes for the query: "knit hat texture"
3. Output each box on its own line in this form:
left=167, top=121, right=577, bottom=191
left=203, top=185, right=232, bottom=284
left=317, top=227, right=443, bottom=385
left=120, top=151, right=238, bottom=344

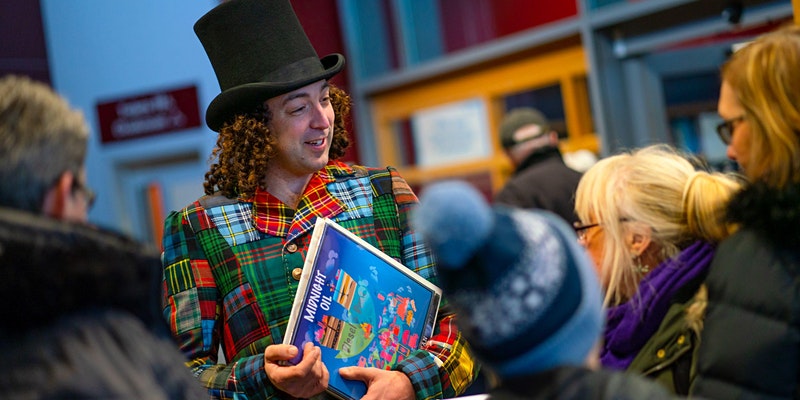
left=500, top=107, right=550, bottom=149
left=412, top=180, right=603, bottom=377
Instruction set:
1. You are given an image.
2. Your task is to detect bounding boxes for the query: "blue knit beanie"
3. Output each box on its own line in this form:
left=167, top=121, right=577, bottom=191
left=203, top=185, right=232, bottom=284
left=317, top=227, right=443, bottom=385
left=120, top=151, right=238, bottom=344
left=412, top=180, right=603, bottom=377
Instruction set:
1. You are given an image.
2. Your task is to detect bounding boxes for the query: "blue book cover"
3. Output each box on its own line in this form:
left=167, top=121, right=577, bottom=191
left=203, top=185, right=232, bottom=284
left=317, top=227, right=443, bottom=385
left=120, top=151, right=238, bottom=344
left=283, top=217, right=442, bottom=400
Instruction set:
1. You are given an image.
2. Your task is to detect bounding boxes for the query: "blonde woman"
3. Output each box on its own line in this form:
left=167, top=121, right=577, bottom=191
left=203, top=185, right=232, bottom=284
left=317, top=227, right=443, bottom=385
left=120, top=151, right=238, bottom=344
left=692, top=25, right=800, bottom=399
left=573, top=144, right=742, bottom=395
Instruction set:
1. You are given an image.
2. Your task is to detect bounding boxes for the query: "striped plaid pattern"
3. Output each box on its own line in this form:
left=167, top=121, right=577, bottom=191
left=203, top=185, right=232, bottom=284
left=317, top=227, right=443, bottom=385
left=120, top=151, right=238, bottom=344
left=161, top=161, right=477, bottom=399
left=206, top=203, right=263, bottom=247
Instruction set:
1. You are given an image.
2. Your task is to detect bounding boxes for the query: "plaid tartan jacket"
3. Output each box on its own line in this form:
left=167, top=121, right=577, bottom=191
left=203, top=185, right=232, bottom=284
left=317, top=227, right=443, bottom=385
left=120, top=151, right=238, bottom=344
left=161, top=162, right=477, bottom=400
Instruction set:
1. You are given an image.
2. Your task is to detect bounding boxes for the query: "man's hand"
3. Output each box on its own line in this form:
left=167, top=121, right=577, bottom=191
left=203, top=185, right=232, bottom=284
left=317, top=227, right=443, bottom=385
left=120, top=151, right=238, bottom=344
left=264, top=342, right=329, bottom=398
left=338, top=367, right=415, bottom=400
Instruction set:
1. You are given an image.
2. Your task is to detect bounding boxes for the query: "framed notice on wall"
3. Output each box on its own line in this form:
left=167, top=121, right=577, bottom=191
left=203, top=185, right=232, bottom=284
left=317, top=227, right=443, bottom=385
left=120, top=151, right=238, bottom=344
left=411, top=98, right=492, bottom=167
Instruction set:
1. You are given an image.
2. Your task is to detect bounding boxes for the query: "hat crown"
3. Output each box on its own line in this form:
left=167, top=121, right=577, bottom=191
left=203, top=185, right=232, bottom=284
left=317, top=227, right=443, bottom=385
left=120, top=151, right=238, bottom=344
left=194, top=0, right=345, bottom=131
left=195, top=0, right=320, bottom=92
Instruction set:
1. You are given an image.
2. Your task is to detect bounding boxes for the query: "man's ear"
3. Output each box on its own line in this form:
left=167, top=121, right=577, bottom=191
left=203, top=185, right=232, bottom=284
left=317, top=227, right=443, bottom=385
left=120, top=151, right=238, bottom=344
left=41, top=171, right=74, bottom=219
left=547, top=130, right=559, bottom=144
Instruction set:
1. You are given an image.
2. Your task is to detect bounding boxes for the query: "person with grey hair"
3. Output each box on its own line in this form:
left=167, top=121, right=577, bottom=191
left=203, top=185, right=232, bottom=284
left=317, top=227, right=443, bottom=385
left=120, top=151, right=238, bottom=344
left=494, top=107, right=583, bottom=224
left=0, top=75, right=205, bottom=399
left=0, top=75, right=92, bottom=220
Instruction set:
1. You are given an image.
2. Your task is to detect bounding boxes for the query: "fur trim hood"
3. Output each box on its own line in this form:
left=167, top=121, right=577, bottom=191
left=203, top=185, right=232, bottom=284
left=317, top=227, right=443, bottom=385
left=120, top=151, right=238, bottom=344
left=0, top=208, right=165, bottom=333
left=727, top=181, right=800, bottom=251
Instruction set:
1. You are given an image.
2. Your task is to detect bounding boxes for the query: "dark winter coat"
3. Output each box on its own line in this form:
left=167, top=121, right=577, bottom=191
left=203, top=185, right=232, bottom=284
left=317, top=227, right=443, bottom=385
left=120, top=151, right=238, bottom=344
left=494, top=146, right=582, bottom=224
left=488, top=365, right=682, bottom=400
left=691, top=182, right=800, bottom=399
left=0, top=208, right=206, bottom=399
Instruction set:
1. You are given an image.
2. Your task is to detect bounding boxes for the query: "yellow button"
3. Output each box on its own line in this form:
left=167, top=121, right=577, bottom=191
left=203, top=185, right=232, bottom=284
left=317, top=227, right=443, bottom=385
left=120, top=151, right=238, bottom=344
left=656, top=349, right=666, bottom=359
left=286, top=243, right=298, bottom=253
left=677, top=335, right=685, bottom=345
left=292, top=268, right=302, bottom=280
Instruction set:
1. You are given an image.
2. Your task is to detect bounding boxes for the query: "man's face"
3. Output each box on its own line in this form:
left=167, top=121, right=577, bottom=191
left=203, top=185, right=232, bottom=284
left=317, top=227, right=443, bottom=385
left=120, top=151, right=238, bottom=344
left=264, top=80, right=334, bottom=178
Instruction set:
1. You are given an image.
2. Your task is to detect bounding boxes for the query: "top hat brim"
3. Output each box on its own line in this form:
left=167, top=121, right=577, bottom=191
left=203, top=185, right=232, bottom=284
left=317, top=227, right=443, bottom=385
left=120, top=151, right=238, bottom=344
left=204, top=53, right=344, bottom=132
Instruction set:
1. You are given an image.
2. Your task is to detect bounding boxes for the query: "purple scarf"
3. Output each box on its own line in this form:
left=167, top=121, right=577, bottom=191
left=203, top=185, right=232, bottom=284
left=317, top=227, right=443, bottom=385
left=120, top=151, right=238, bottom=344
left=600, top=240, right=715, bottom=370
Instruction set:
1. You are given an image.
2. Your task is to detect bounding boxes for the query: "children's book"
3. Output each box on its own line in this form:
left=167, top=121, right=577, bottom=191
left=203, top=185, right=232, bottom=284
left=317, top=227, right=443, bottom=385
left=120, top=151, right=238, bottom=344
left=283, top=217, right=442, bottom=400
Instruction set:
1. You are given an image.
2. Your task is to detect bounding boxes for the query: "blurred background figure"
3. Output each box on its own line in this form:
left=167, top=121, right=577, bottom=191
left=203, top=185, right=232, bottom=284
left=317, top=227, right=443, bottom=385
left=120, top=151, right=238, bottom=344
left=0, top=75, right=205, bottom=399
left=413, top=180, right=680, bottom=399
left=691, top=24, right=800, bottom=399
left=494, top=107, right=583, bottom=224
left=574, top=144, right=742, bottom=395
left=562, top=149, right=599, bottom=173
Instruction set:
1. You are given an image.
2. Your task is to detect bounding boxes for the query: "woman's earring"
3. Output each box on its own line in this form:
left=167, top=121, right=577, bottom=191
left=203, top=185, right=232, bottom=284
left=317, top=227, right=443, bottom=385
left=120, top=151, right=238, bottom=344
left=634, top=255, right=650, bottom=274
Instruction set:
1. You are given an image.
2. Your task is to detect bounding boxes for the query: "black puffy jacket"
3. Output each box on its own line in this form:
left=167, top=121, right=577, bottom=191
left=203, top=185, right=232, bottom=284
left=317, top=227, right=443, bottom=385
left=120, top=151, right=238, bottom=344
left=692, top=182, right=800, bottom=399
left=0, top=208, right=206, bottom=399
left=489, top=366, right=682, bottom=400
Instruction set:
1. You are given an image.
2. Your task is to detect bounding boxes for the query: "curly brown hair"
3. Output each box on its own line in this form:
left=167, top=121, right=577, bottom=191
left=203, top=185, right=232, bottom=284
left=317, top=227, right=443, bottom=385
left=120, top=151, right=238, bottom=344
left=203, top=83, right=351, bottom=199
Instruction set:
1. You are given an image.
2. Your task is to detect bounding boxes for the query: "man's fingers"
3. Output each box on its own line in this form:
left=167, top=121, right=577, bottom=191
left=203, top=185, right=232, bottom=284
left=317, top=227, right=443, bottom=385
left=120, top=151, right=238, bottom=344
left=292, top=342, right=321, bottom=373
left=264, top=344, right=298, bottom=363
left=338, top=366, right=373, bottom=382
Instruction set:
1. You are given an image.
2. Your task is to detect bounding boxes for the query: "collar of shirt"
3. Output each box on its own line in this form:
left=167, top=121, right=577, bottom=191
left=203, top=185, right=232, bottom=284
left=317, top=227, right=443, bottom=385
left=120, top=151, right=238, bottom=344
left=251, top=162, right=351, bottom=239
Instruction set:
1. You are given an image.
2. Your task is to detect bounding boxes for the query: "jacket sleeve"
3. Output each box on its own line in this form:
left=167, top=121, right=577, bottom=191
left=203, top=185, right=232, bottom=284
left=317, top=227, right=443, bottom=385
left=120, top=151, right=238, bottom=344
left=387, top=169, right=481, bottom=399
left=161, top=204, right=273, bottom=399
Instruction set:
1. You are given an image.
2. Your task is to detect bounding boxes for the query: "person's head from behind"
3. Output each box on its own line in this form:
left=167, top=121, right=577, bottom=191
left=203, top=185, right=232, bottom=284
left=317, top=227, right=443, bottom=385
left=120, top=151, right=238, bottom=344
left=0, top=75, right=92, bottom=222
left=413, top=180, right=603, bottom=379
left=717, top=24, right=800, bottom=188
left=194, top=0, right=351, bottom=199
left=500, top=107, right=558, bottom=166
left=574, top=145, right=742, bottom=306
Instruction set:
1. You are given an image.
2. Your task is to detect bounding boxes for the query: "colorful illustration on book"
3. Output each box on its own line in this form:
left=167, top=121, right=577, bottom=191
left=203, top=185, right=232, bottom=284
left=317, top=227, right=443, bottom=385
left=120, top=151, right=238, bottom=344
left=289, top=222, right=438, bottom=399
left=313, top=268, right=422, bottom=368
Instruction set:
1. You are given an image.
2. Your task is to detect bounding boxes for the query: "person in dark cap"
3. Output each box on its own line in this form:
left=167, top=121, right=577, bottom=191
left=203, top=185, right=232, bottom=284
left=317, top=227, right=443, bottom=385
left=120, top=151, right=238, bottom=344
left=494, top=107, right=583, bottom=224
left=160, top=1, right=478, bottom=399
left=413, top=180, right=684, bottom=400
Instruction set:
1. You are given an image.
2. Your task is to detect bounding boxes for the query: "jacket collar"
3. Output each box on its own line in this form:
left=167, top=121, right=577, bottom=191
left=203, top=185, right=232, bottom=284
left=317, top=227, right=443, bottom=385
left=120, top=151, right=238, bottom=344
left=514, top=146, right=563, bottom=174
left=0, top=208, right=164, bottom=333
left=251, top=161, right=351, bottom=241
left=727, top=181, right=800, bottom=250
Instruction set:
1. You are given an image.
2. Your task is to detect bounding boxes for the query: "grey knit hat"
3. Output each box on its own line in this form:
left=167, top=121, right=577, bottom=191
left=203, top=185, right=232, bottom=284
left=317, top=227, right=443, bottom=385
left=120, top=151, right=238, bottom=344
left=412, top=180, right=603, bottom=377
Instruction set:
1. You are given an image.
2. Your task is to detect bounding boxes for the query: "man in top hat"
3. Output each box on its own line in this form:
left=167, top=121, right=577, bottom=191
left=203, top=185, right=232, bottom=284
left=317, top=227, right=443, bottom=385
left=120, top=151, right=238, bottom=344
left=160, top=0, right=478, bottom=399
left=494, top=107, right=583, bottom=224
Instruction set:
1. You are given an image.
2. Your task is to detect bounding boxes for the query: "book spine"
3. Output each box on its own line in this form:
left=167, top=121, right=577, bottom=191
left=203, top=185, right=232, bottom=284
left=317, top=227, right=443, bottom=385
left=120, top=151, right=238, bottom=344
left=420, top=292, right=441, bottom=347
left=282, top=217, right=326, bottom=349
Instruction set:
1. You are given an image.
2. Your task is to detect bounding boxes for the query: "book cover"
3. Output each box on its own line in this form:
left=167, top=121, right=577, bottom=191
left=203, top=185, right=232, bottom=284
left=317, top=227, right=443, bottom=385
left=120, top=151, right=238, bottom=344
left=283, top=217, right=442, bottom=400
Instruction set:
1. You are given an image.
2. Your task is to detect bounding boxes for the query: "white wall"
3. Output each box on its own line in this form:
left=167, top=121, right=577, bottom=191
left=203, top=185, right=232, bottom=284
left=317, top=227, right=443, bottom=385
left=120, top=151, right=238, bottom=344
left=41, top=0, right=220, bottom=241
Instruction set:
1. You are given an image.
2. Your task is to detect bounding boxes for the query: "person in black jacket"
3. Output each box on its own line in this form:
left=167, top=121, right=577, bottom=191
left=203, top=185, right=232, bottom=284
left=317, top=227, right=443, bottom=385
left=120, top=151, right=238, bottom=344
left=690, top=24, right=800, bottom=399
left=413, top=180, right=682, bottom=400
left=0, top=75, right=205, bottom=399
left=494, top=107, right=583, bottom=224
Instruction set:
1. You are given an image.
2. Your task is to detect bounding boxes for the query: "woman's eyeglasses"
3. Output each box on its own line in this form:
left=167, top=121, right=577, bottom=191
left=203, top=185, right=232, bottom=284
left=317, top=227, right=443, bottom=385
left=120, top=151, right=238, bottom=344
left=573, top=221, right=601, bottom=242
left=716, top=115, right=745, bottom=145
left=573, top=218, right=630, bottom=242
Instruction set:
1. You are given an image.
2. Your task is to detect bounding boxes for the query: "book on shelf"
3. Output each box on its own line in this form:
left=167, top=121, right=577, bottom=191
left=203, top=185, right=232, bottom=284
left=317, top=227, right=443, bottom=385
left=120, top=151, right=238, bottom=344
left=283, top=217, right=442, bottom=400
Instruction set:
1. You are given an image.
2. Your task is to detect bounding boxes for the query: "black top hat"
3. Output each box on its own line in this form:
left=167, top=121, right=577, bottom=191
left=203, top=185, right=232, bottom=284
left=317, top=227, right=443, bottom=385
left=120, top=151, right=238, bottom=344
left=194, top=0, right=345, bottom=132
